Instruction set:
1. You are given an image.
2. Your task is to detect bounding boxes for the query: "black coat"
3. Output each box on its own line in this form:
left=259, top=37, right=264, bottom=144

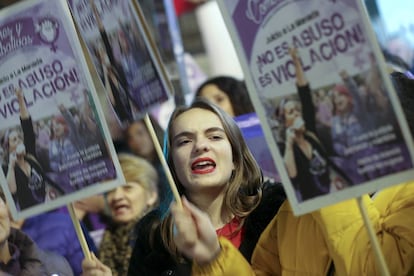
left=127, top=182, right=286, bottom=276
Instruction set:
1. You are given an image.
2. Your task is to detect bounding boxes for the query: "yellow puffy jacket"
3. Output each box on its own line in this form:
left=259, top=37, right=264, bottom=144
left=193, top=181, right=414, bottom=275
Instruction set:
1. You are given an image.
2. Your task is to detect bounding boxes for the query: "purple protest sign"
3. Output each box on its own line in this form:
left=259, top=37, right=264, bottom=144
left=218, top=0, right=414, bottom=215
left=0, top=0, right=124, bottom=220
left=67, top=0, right=171, bottom=138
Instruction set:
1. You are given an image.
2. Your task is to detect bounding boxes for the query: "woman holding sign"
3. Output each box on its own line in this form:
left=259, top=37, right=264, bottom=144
left=126, top=99, right=285, bottom=275
left=79, top=99, right=285, bottom=275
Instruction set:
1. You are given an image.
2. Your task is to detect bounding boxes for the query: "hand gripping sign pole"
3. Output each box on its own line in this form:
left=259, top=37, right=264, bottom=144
left=357, top=196, right=390, bottom=276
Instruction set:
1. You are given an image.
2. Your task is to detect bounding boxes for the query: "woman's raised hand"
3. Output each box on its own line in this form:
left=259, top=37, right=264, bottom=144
left=288, top=47, right=300, bottom=62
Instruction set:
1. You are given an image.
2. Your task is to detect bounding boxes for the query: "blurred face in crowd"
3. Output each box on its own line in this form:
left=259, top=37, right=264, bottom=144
left=126, top=121, right=155, bottom=160
left=198, top=84, right=235, bottom=117
left=170, top=108, right=234, bottom=195
left=107, top=181, right=155, bottom=224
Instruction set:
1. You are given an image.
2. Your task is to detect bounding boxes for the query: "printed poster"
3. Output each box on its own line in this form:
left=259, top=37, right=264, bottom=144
left=0, top=0, right=124, bottom=219
left=136, top=0, right=192, bottom=125
left=68, top=0, right=171, bottom=138
left=218, top=0, right=414, bottom=215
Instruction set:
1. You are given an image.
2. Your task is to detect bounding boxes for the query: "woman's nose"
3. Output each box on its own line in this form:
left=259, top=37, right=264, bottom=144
left=111, top=187, right=124, bottom=200
left=194, top=138, right=209, bottom=153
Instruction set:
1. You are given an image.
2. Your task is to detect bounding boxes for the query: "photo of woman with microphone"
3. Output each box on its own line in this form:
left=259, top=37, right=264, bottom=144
left=275, top=48, right=352, bottom=202
left=1, top=89, right=65, bottom=210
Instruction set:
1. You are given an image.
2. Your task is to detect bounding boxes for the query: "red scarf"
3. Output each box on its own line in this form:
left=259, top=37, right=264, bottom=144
left=215, top=217, right=244, bottom=248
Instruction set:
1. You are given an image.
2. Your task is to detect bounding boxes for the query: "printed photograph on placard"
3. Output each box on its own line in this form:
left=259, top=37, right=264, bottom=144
left=0, top=0, right=124, bottom=219
left=68, top=0, right=171, bottom=137
left=217, top=0, right=414, bottom=214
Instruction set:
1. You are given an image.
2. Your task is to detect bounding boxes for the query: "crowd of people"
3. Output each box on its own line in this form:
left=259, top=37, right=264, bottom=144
left=79, top=61, right=413, bottom=276
left=78, top=65, right=414, bottom=276
left=0, top=68, right=413, bottom=276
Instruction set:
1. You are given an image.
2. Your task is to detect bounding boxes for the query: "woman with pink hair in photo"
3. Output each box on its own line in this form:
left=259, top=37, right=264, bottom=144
left=330, top=71, right=365, bottom=159
left=48, top=110, right=77, bottom=173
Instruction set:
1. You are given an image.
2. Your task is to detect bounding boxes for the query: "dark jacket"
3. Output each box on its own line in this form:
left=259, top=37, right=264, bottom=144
left=127, top=182, right=286, bottom=275
left=1, top=228, right=73, bottom=276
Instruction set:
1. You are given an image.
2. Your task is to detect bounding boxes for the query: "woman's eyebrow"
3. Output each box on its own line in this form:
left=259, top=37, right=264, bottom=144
left=172, top=131, right=194, bottom=142
left=205, top=127, right=225, bottom=134
left=172, top=127, right=225, bottom=142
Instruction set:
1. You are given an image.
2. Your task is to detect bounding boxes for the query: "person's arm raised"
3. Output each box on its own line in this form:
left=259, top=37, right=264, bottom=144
left=289, top=48, right=308, bottom=87
left=16, top=88, right=29, bottom=119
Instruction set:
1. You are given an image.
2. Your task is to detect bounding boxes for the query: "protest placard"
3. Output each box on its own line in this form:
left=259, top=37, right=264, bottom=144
left=0, top=0, right=124, bottom=220
left=217, top=0, right=414, bottom=215
left=68, top=0, right=172, bottom=138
